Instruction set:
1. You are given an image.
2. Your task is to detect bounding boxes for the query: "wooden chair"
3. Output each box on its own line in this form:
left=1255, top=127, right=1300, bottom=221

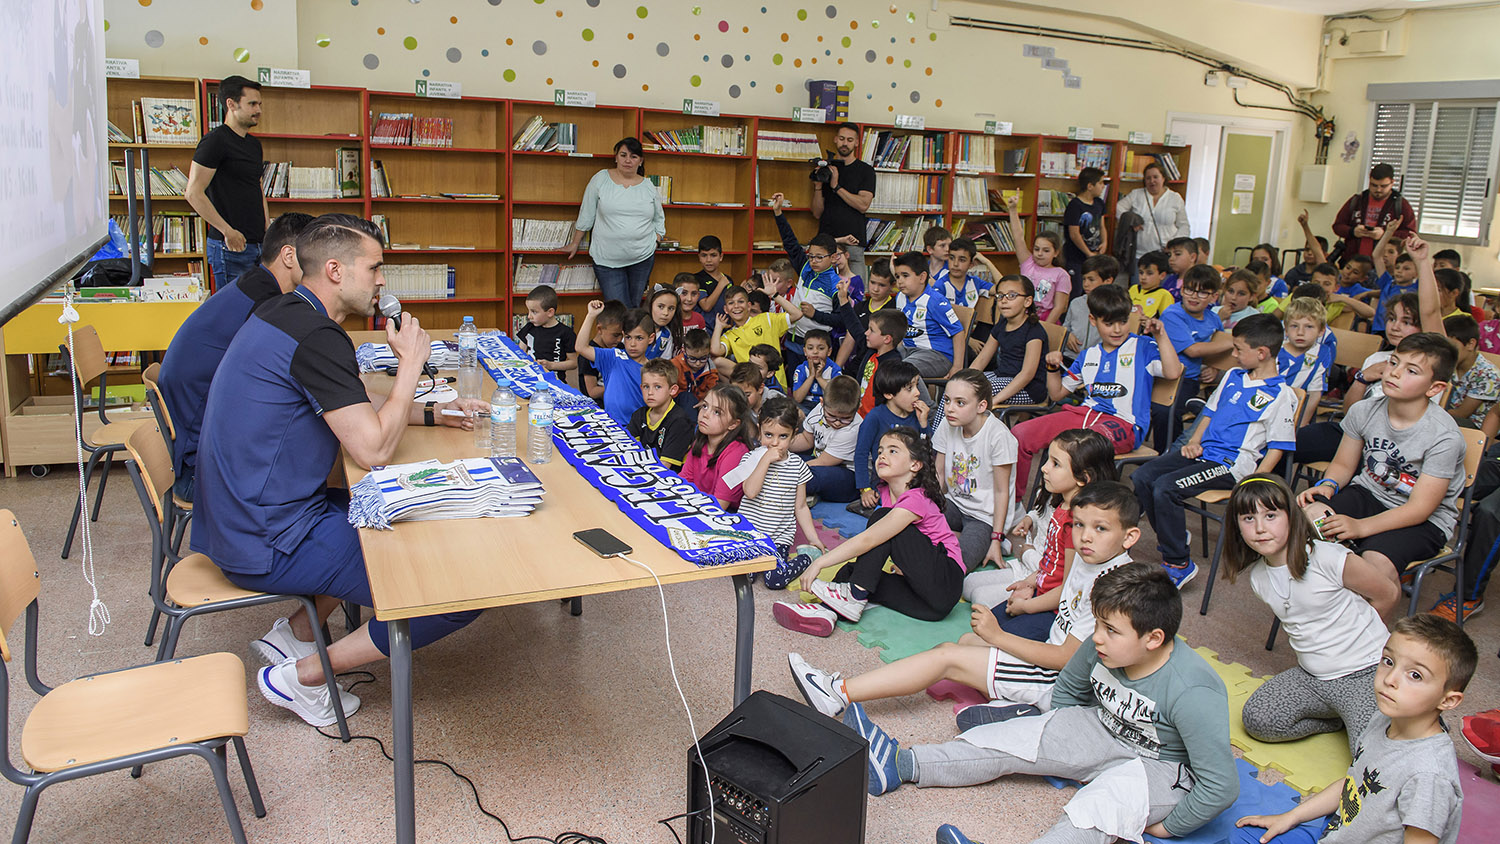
left=59, top=325, right=148, bottom=560
left=1114, top=375, right=1182, bottom=470
left=0, top=510, right=266, bottom=844
left=919, top=303, right=977, bottom=401
left=138, top=363, right=192, bottom=557
left=1192, top=388, right=1307, bottom=616
left=1403, top=427, right=1488, bottom=629
left=966, top=294, right=999, bottom=359
left=1328, top=308, right=1356, bottom=331
left=995, top=322, right=1068, bottom=426
left=120, top=424, right=351, bottom=740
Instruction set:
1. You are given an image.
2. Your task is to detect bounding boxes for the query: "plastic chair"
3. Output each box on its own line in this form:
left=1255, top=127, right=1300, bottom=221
left=0, top=510, right=266, bottom=844
left=59, top=325, right=148, bottom=560
left=120, top=424, right=351, bottom=740
left=1403, top=427, right=1488, bottom=629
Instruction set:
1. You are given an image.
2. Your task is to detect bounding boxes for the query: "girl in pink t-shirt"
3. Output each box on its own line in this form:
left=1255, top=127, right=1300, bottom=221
left=679, top=384, right=755, bottom=509
left=1007, top=203, right=1072, bottom=323
left=780, top=428, right=964, bottom=627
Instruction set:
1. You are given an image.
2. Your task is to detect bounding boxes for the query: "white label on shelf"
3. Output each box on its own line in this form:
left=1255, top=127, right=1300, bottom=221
left=1042, top=58, right=1069, bottom=71
left=416, top=79, right=462, bottom=99
left=554, top=88, right=597, bottom=108
left=793, top=107, right=827, bottom=124
left=1023, top=44, right=1055, bottom=59
left=1063, top=76, right=1082, bottom=89
left=1128, top=131, right=1154, bottom=145
left=256, top=66, right=311, bottom=89
left=894, top=114, right=925, bottom=130
left=1166, top=133, right=1187, bottom=147
left=105, top=58, right=139, bottom=79
left=567, top=151, right=592, bottom=157
left=682, top=98, right=721, bottom=117
left=1068, top=126, right=1095, bottom=140
left=984, top=120, right=1013, bottom=136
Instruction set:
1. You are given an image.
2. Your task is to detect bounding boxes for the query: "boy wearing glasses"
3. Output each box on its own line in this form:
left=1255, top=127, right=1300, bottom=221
left=771, top=191, right=841, bottom=370
left=671, top=327, right=719, bottom=412
left=792, top=374, right=864, bottom=504
left=1153, top=265, right=1233, bottom=451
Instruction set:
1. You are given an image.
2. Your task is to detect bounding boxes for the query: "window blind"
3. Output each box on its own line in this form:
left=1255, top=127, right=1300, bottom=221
left=1368, top=99, right=1497, bottom=244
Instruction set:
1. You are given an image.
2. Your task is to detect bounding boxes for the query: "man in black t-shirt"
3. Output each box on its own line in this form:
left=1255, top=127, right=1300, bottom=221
left=812, top=122, right=876, bottom=283
left=188, top=75, right=270, bottom=288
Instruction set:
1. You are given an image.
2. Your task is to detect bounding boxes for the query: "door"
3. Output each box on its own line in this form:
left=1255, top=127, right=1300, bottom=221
left=1211, top=130, right=1274, bottom=265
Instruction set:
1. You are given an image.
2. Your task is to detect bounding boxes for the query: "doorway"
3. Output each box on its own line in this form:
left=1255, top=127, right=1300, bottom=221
left=1167, top=113, right=1293, bottom=265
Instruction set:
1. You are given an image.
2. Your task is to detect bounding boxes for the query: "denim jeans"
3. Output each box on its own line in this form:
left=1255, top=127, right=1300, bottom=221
left=593, top=255, right=656, bottom=307
left=206, top=238, right=262, bottom=289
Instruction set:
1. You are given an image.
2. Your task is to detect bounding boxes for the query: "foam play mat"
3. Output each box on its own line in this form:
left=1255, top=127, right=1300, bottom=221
left=1144, top=759, right=1303, bottom=844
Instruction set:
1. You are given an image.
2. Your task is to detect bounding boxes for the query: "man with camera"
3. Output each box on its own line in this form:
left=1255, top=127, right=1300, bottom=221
left=811, top=122, right=876, bottom=282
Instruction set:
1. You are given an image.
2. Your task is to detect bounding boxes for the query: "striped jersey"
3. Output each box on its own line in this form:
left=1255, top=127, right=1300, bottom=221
left=1199, top=368, right=1299, bottom=479
left=721, top=448, right=813, bottom=546
left=896, top=284, right=964, bottom=360
left=1062, top=334, right=1164, bottom=447
left=942, top=273, right=992, bottom=309
left=1278, top=328, right=1337, bottom=394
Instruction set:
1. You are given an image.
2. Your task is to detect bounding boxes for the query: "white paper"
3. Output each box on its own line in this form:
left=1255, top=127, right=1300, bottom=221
left=682, top=98, right=721, bottom=117
left=553, top=89, right=596, bottom=108
left=1233, top=173, right=1256, bottom=191
left=418, top=80, right=462, bottom=99
left=105, top=58, right=139, bottom=79
left=1232, top=192, right=1255, bottom=214
left=257, top=67, right=310, bottom=89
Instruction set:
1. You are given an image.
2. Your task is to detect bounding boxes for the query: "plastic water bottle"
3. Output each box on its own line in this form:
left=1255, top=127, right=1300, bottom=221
left=528, top=386, right=554, bottom=464
left=489, top=378, right=517, bottom=458
left=457, top=316, right=480, bottom=399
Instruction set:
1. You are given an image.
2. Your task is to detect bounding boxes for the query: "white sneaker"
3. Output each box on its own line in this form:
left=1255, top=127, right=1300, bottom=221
left=773, top=601, right=839, bottom=636
left=250, top=617, right=318, bottom=666
left=257, top=659, right=361, bottom=727
left=810, top=580, right=868, bottom=622
left=788, top=652, right=848, bottom=717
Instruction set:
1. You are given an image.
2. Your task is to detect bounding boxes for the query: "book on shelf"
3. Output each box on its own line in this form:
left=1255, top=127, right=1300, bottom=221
left=371, top=214, right=391, bottom=245
left=511, top=218, right=582, bottom=251
left=262, top=163, right=343, bottom=199
left=511, top=115, right=578, bottom=152
left=107, top=119, right=133, bottom=143
left=1001, top=147, right=1029, bottom=174
left=648, top=174, right=673, bottom=203
left=755, top=130, right=821, bottom=161
left=337, top=147, right=361, bottom=197
left=808, top=81, right=850, bottom=122
left=370, top=160, right=392, bottom=198
left=1077, top=143, right=1111, bottom=172
left=1036, top=189, right=1072, bottom=216
left=989, top=188, right=1023, bottom=213
left=954, top=134, right=996, bottom=173
left=868, top=173, right=944, bottom=213
left=381, top=264, right=456, bottom=300
left=641, top=125, right=747, bottom=155
left=954, top=217, right=1016, bottom=253
left=111, top=211, right=205, bottom=255
left=139, top=98, right=198, bottom=145
left=512, top=261, right=598, bottom=294
left=372, top=113, right=455, bottom=148
left=864, top=215, right=941, bottom=253
left=951, top=177, right=992, bottom=214
left=109, top=164, right=189, bottom=196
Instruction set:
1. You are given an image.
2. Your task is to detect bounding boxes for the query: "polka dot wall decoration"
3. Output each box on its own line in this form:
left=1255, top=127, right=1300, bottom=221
left=743, top=26, right=750, bottom=33
left=446, top=48, right=462, bottom=63
left=377, top=27, right=385, bottom=35
left=251, top=0, right=263, bottom=10
left=797, top=10, right=808, bottom=21
left=780, top=32, right=789, bottom=42
left=656, top=42, right=670, bottom=56
left=850, top=20, right=858, bottom=29
left=199, top=36, right=208, bottom=45
left=775, top=84, right=784, bottom=93
left=503, top=69, right=516, bottom=81
left=864, top=50, right=875, bottom=62
left=362, top=53, right=379, bottom=69
left=532, top=40, right=546, bottom=54
left=772, top=53, right=783, bottom=65
left=506, top=38, right=513, bottom=45
left=729, top=85, right=741, bottom=98
left=690, top=75, right=702, bottom=87
left=841, top=36, right=851, bottom=47
left=613, top=64, right=627, bottom=78
left=582, top=28, right=594, bottom=41
left=593, top=60, right=600, bottom=66
left=234, top=47, right=250, bottom=62
left=718, top=20, right=728, bottom=32
left=481, top=49, right=489, bottom=56
left=693, top=34, right=700, bottom=40
left=404, top=36, right=418, bottom=50
left=421, top=69, right=430, bottom=77
left=721, top=54, right=734, bottom=67
left=545, top=77, right=553, bottom=84
left=144, top=30, right=164, bottom=47
left=825, top=5, right=837, bottom=18
left=635, top=6, right=648, bottom=19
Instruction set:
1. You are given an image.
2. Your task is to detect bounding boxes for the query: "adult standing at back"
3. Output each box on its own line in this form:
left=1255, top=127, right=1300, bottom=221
left=1331, top=162, right=1416, bottom=259
left=187, top=75, right=270, bottom=288
left=565, top=137, right=665, bottom=306
left=811, top=122, right=876, bottom=283
left=1117, top=161, right=1189, bottom=267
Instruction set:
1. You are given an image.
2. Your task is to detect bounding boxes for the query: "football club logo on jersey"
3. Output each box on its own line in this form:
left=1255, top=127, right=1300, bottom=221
left=1119, top=355, right=1134, bottom=367
left=1248, top=390, right=1273, bottom=411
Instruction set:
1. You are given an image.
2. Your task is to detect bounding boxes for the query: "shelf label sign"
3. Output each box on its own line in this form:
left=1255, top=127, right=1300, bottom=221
left=1022, top=45, right=1055, bottom=59
left=1067, top=126, right=1095, bottom=141
left=1165, top=133, right=1187, bottom=147
left=256, top=66, right=311, bottom=89
left=1042, top=58, right=1070, bottom=72
left=682, top=98, right=721, bottom=117
left=416, top=79, right=462, bottom=99
left=984, top=120, right=1013, bottom=136
left=894, top=114, right=926, bottom=130
left=554, top=88, right=597, bottom=108
left=793, top=107, right=827, bottom=124
left=1063, top=76, right=1082, bottom=89
left=105, top=58, right=139, bottom=79
left=1128, top=131, right=1154, bottom=145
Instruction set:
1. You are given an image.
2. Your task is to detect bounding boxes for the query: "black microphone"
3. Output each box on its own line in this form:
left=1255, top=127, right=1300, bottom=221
left=378, top=293, right=404, bottom=330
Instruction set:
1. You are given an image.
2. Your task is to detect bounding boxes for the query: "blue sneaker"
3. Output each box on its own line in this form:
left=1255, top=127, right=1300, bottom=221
left=841, top=702, right=900, bottom=795
left=936, top=825, right=980, bottom=844
left=1162, top=560, right=1198, bottom=589
left=955, top=702, right=1042, bottom=733
left=764, top=553, right=814, bottom=591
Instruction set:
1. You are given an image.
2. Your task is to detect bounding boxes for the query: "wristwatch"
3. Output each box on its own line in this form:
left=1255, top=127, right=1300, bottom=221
left=424, top=401, right=437, bottom=427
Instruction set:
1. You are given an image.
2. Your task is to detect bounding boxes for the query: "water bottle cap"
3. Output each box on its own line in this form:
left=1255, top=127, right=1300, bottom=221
left=463, top=316, right=474, bottom=323
left=496, top=377, right=511, bottom=387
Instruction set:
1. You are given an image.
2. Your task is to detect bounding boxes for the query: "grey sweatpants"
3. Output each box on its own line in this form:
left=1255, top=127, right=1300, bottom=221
left=910, top=706, right=1194, bottom=844
left=900, top=346, right=954, bottom=379
left=1241, top=664, right=1377, bottom=755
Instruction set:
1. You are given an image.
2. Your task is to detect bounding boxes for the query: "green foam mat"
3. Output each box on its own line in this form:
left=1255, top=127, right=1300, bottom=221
left=835, top=600, right=974, bottom=662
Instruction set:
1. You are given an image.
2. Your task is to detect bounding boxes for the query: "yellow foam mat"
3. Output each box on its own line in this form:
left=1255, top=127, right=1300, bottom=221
left=1194, top=645, right=1352, bottom=794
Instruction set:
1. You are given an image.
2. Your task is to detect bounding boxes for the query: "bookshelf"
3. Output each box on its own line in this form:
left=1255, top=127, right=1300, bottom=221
left=750, top=117, right=838, bottom=272
left=106, top=76, right=204, bottom=278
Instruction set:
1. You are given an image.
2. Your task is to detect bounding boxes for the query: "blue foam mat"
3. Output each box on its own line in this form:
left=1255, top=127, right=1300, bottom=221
left=1143, top=759, right=1302, bottom=844
left=810, top=499, right=872, bottom=539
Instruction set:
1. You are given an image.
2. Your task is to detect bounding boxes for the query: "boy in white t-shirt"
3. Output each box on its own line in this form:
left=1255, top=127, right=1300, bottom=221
left=792, top=374, right=863, bottom=504
left=931, top=370, right=1018, bottom=570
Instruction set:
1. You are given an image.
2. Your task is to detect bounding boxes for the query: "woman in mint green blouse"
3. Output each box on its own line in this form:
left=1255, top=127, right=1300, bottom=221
left=566, top=137, right=666, bottom=306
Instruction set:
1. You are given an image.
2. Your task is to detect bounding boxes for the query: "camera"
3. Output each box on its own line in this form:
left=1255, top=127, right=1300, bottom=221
left=809, top=151, right=834, bottom=183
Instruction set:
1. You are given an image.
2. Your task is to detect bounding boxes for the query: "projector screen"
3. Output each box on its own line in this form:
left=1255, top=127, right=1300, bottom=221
left=0, top=0, right=108, bottom=326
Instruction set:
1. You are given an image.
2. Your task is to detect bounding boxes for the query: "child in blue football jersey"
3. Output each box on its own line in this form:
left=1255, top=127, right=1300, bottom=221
left=1279, top=296, right=1336, bottom=426
left=1010, top=284, right=1183, bottom=502
left=1133, top=314, right=1299, bottom=587
left=941, top=237, right=997, bottom=308
left=1155, top=265, right=1232, bottom=451
left=576, top=301, right=654, bottom=428
left=891, top=251, right=967, bottom=381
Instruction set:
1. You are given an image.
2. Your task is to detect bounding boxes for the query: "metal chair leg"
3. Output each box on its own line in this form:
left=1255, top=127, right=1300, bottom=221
left=143, top=607, right=162, bottom=647
left=302, top=597, right=351, bottom=742
left=9, top=785, right=41, bottom=844
left=61, top=450, right=103, bottom=559
left=1265, top=618, right=1281, bottom=651
left=90, top=455, right=113, bottom=522
left=197, top=744, right=251, bottom=844
left=231, top=736, right=267, bottom=818
left=570, top=596, right=583, bottom=616
left=1199, top=525, right=1229, bottom=615
left=1200, top=511, right=1209, bottom=556
left=341, top=600, right=361, bottom=630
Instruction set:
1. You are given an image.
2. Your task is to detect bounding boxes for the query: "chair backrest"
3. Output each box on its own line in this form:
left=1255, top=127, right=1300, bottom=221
left=1041, top=321, right=1066, bottom=353
left=123, top=423, right=175, bottom=523
left=1459, top=427, right=1488, bottom=490
left=953, top=303, right=975, bottom=337
left=1200, top=331, right=1237, bottom=373
left=1329, top=308, right=1356, bottom=331
left=1330, top=328, right=1383, bottom=370
left=0, top=512, right=41, bottom=664
left=1151, top=375, right=1180, bottom=406
left=139, top=362, right=176, bottom=441
left=61, top=325, right=109, bottom=390
left=1481, top=350, right=1500, bottom=373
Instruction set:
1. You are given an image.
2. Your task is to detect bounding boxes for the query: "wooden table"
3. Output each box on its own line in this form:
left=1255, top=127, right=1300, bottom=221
left=347, top=372, right=773, bottom=844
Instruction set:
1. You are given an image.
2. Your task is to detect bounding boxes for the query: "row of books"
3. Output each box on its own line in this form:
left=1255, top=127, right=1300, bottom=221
left=954, top=218, right=1017, bottom=253
left=1037, top=189, right=1075, bottom=216
left=110, top=212, right=206, bottom=255
left=641, top=126, right=747, bottom=156
left=869, top=173, right=945, bottom=213
left=511, top=313, right=576, bottom=335
left=865, top=216, right=941, bottom=253
left=862, top=130, right=947, bottom=170
left=109, top=164, right=189, bottom=197
left=648, top=174, right=674, bottom=203
left=1120, top=151, right=1182, bottom=181
left=512, top=116, right=579, bottom=152
left=511, top=218, right=579, bottom=250
left=953, top=135, right=999, bottom=173
left=1039, top=143, right=1112, bottom=177
left=755, top=130, right=821, bottom=161
left=952, top=179, right=1023, bottom=214
left=371, top=113, right=455, bottom=148
left=111, top=97, right=198, bottom=145
left=513, top=262, right=598, bottom=293
left=370, top=160, right=393, bottom=197
left=381, top=264, right=456, bottom=300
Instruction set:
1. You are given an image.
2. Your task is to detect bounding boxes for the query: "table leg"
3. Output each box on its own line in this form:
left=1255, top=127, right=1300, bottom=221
left=389, top=618, right=415, bottom=844
left=732, top=573, right=753, bottom=705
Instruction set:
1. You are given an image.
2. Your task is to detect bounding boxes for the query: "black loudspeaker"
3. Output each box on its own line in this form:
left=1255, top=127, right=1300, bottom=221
left=687, top=690, right=867, bottom=844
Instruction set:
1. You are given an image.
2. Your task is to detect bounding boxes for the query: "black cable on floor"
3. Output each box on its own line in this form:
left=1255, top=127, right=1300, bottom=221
left=655, top=808, right=709, bottom=844
left=314, top=671, right=608, bottom=844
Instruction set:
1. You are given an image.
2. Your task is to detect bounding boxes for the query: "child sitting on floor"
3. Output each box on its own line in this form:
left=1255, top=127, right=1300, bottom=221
left=848, top=563, right=1239, bottom=844
left=791, top=328, right=842, bottom=412
left=679, top=383, right=756, bottom=509
left=644, top=286, right=683, bottom=359
left=966, top=429, right=1117, bottom=643
left=728, top=362, right=766, bottom=424
left=578, top=300, right=626, bottom=402
left=627, top=358, right=694, bottom=470
left=727, top=398, right=825, bottom=584
left=1221, top=474, right=1396, bottom=754
left=853, top=361, right=931, bottom=511
left=1234, top=614, right=1472, bottom=844
left=674, top=272, right=707, bottom=331
left=670, top=327, right=719, bottom=410
left=771, top=428, right=965, bottom=628
left=931, top=371, right=1018, bottom=570
left=575, top=301, right=654, bottom=428
left=792, top=374, right=863, bottom=505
